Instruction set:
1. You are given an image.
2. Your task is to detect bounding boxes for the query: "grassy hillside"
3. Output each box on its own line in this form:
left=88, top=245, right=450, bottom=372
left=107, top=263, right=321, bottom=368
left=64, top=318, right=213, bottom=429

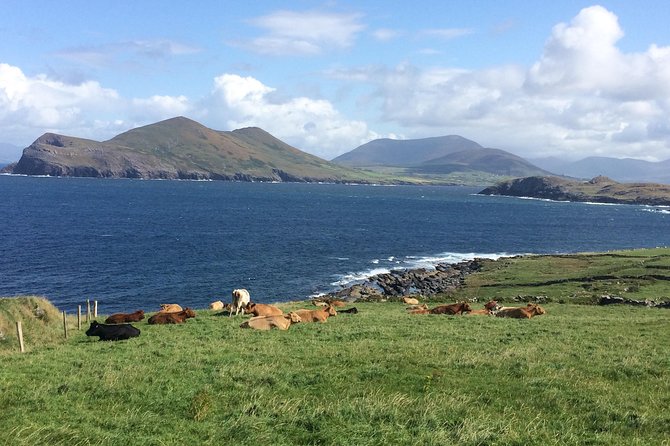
left=1, top=302, right=668, bottom=445
left=2, top=248, right=670, bottom=444
left=448, top=248, right=670, bottom=304
left=11, top=117, right=407, bottom=184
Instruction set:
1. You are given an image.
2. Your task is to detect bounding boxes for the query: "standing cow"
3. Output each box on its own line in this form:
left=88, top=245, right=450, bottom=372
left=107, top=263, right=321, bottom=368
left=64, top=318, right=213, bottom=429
left=230, top=289, right=251, bottom=316
left=85, top=321, right=140, bottom=341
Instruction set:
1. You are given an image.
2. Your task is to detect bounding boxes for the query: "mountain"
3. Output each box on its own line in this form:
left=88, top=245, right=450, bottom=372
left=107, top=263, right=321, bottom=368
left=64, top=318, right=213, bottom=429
left=529, top=156, right=670, bottom=184
left=479, top=175, right=670, bottom=206
left=331, top=135, right=483, bottom=167
left=6, top=117, right=382, bottom=183
left=409, top=148, right=551, bottom=177
left=331, top=135, right=549, bottom=181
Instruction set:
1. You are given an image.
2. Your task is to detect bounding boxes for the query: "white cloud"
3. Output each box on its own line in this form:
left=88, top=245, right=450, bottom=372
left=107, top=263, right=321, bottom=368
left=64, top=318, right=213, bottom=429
left=0, top=63, right=193, bottom=145
left=238, top=10, right=365, bottom=56
left=203, top=74, right=378, bottom=159
left=353, top=6, right=670, bottom=161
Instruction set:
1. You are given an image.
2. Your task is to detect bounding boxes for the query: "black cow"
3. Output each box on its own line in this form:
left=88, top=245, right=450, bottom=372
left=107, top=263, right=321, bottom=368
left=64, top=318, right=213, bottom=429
left=85, top=321, right=140, bottom=341
left=339, top=307, right=359, bottom=314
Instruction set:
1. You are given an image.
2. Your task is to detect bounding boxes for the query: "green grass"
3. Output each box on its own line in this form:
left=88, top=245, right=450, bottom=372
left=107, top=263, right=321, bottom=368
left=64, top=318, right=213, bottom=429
left=1, top=301, right=669, bottom=445
left=450, top=248, right=670, bottom=304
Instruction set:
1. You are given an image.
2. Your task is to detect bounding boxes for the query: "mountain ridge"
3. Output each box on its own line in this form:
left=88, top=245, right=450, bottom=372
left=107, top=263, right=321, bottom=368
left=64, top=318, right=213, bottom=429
left=5, top=117, right=385, bottom=183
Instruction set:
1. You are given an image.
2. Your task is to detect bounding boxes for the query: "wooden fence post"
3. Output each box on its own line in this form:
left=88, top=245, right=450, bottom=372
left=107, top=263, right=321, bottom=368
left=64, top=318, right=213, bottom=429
left=63, top=311, right=68, bottom=339
left=94, top=300, right=98, bottom=318
left=78, top=305, right=82, bottom=330
left=16, top=321, right=25, bottom=353
left=86, top=299, right=91, bottom=322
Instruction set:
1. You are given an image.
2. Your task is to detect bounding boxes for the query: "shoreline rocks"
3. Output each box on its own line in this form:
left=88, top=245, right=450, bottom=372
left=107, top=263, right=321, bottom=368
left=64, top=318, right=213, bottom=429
left=325, top=259, right=485, bottom=302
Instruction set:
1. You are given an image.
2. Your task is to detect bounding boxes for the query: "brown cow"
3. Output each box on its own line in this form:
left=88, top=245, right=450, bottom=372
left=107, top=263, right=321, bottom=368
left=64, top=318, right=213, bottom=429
left=159, top=304, right=183, bottom=313
left=429, top=302, right=472, bottom=315
left=293, top=305, right=337, bottom=323
left=240, top=312, right=302, bottom=330
left=209, top=300, right=225, bottom=310
left=104, top=310, right=145, bottom=324
left=148, top=308, right=196, bottom=324
left=465, top=300, right=501, bottom=316
left=245, top=303, right=283, bottom=317
left=496, top=303, right=546, bottom=319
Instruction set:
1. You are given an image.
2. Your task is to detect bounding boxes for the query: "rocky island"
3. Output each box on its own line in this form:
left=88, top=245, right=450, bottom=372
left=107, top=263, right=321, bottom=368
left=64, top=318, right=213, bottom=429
left=479, top=175, right=670, bottom=206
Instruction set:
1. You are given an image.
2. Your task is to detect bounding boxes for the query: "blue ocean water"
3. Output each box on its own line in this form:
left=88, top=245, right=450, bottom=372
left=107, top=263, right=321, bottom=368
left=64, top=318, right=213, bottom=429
left=1, top=175, right=669, bottom=313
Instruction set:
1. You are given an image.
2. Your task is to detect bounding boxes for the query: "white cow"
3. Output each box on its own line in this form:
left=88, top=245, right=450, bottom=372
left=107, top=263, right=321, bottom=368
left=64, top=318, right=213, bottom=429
left=230, top=289, right=251, bottom=317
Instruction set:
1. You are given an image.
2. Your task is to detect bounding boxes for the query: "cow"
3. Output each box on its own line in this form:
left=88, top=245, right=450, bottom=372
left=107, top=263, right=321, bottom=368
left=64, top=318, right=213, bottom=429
left=402, top=297, right=420, bottom=305
left=293, top=305, right=337, bottom=323
left=338, top=307, right=359, bottom=314
left=328, top=300, right=347, bottom=307
left=245, top=303, right=283, bottom=317
left=86, top=321, right=140, bottom=341
left=406, top=304, right=428, bottom=311
left=209, top=300, right=225, bottom=310
left=148, top=308, right=196, bottom=324
left=230, top=289, right=251, bottom=317
left=311, top=300, right=328, bottom=307
left=159, top=304, right=183, bottom=313
left=240, top=312, right=302, bottom=330
left=496, top=303, right=546, bottom=319
left=429, top=302, right=472, bottom=315
left=465, top=300, right=501, bottom=316
left=104, top=310, right=144, bottom=324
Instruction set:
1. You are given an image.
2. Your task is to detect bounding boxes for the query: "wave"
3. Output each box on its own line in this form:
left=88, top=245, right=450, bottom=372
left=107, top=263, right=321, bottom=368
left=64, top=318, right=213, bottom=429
left=641, top=208, right=670, bottom=215
left=330, top=251, right=515, bottom=288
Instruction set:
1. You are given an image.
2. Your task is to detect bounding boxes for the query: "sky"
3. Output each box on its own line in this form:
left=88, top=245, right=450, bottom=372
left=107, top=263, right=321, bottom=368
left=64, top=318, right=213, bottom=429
left=1, top=1, right=670, bottom=163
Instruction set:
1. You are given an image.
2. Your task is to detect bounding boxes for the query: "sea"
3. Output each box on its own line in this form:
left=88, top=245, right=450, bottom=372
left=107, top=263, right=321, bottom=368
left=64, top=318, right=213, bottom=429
left=2, top=174, right=669, bottom=314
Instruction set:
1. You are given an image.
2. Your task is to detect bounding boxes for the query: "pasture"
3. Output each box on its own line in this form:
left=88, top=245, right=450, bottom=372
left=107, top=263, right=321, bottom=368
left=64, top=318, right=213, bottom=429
left=1, top=301, right=668, bottom=445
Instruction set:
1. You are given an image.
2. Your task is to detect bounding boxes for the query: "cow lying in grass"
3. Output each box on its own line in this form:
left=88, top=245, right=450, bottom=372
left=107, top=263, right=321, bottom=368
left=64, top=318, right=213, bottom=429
left=496, top=303, right=546, bottom=319
left=240, top=312, right=302, bottom=330
left=294, top=305, right=337, bottom=322
left=86, top=321, right=140, bottom=341
left=465, top=300, right=501, bottom=316
left=148, top=308, right=196, bottom=324
left=408, top=302, right=472, bottom=315
left=245, top=303, right=282, bottom=317
left=159, top=304, right=183, bottom=313
left=104, top=310, right=145, bottom=324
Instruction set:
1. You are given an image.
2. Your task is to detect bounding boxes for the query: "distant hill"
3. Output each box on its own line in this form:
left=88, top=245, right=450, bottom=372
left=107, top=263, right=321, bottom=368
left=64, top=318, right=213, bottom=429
left=331, top=135, right=482, bottom=167
left=6, top=117, right=388, bottom=183
left=530, top=156, right=670, bottom=184
left=409, top=148, right=551, bottom=177
left=332, top=135, right=549, bottom=180
left=480, top=175, right=670, bottom=206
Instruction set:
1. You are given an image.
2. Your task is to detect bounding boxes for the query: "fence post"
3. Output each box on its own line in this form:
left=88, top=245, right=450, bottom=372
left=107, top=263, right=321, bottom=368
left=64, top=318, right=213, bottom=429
left=94, top=300, right=98, bottom=318
left=78, top=305, right=82, bottom=330
left=63, top=311, right=68, bottom=339
left=86, top=299, right=91, bottom=322
left=16, top=321, right=25, bottom=353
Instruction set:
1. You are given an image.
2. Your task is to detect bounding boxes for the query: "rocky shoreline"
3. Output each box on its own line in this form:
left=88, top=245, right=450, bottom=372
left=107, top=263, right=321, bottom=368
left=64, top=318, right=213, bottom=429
left=324, top=259, right=486, bottom=302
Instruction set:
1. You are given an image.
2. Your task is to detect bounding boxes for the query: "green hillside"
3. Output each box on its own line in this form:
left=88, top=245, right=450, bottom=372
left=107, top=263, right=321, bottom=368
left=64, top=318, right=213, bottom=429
left=9, top=117, right=402, bottom=183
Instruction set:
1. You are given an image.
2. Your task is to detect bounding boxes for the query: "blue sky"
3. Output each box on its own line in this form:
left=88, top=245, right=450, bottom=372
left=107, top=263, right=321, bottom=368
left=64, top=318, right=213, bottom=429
left=1, top=1, right=670, bottom=163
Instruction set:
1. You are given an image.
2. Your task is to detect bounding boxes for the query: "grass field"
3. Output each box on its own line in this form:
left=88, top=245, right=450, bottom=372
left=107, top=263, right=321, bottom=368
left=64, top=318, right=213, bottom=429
left=1, top=299, right=669, bottom=445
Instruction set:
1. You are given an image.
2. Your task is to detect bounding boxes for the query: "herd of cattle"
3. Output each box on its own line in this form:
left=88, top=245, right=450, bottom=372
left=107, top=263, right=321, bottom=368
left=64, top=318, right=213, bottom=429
left=84, top=288, right=547, bottom=341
